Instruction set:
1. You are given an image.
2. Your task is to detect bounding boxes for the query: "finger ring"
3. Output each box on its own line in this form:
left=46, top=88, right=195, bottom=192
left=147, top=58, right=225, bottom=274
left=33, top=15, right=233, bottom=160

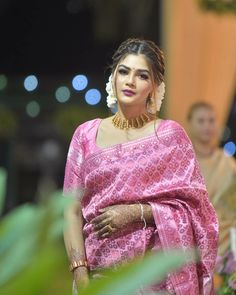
left=107, top=225, right=113, bottom=232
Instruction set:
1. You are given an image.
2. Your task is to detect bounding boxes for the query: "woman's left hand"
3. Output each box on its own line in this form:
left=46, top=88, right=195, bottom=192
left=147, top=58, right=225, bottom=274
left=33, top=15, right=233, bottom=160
left=90, top=204, right=139, bottom=239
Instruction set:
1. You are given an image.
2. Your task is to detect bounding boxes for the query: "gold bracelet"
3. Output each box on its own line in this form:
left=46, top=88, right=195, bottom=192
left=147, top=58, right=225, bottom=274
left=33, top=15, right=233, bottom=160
left=139, top=203, right=147, bottom=229
left=69, top=260, right=88, bottom=272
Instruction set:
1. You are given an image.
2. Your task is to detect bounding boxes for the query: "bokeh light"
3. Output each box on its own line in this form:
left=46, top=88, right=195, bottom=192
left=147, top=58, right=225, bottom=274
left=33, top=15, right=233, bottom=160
left=24, top=75, right=38, bottom=91
left=85, top=89, right=101, bottom=105
left=72, top=75, right=88, bottom=91
left=223, top=141, right=236, bottom=157
left=26, top=101, right=40, bottom=117
left=0, top=74, right=8, bottom=90
left=55, top=86, right=71, bottom=103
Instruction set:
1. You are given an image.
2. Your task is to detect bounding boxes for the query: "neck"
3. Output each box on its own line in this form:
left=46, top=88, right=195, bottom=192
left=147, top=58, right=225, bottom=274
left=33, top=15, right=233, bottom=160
left=117, top=103, right=147, bottom=119
left=193, top=141, right=215, bottom=158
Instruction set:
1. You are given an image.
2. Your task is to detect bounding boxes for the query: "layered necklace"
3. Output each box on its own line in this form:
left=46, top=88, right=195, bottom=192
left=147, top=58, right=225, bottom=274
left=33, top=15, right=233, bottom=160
left=112, top=112, right=156, bottom=130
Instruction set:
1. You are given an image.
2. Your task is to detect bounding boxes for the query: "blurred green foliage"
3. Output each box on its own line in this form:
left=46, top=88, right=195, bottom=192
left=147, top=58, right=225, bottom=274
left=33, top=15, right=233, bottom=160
left=80, top=249, right=192, bottom=295
left=199, top=0, right=236, bottom=14
left=53, top=105, right=107, bottom=141
left=0, top=107, right=17, bottom=139
left=0, top=190, right=193, bottom=295
left=0, top=167, right=7, bottom=215
left=0, top=192, right=72, bottom=295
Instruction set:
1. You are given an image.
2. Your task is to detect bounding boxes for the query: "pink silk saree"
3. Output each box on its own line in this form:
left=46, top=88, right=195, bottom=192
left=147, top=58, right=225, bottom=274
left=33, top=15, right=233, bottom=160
left=63, top=118, right=219, bottom=295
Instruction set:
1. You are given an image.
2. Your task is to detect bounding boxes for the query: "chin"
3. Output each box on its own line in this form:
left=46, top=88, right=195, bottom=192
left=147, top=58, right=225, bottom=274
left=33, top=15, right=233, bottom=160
left=119, top=94, right=144, bottom=104
left=118, top=98, right=138, bottom=106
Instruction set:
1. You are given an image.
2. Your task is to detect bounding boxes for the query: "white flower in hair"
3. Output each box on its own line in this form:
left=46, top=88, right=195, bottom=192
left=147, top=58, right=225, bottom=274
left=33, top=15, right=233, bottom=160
left=156, top=82, right=165, bottom=111
left=106, top=75, right=117, bottom=108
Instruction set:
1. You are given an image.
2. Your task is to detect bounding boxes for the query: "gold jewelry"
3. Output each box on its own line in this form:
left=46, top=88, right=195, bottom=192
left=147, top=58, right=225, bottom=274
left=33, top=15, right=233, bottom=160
left=138, top=203, right=147, bottom=229
left=107, top=225, right=113, bottom=232
left=112, top=112, right=156, bottom=130
left=146, top=98, right=157, bottom=115
left=69, top=260, right=88, bottom=272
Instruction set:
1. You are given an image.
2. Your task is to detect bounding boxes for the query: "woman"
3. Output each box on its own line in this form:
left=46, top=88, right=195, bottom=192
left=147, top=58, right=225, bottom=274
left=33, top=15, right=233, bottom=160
left=187, top=102, right=236, bottom=256
left=63, top=38, right=218, bottom=294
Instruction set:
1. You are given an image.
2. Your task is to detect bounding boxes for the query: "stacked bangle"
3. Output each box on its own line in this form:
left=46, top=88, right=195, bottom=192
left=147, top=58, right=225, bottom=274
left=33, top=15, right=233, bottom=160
left=69, top=260, right=88, bottom=272
left=139, top=203, right=147, bottom=229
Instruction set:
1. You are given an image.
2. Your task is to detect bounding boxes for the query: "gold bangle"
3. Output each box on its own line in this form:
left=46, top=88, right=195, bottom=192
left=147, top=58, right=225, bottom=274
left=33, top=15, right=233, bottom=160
left=69, top=260, right=88, bottom=272
left=139, top=203, right=147, bottom=229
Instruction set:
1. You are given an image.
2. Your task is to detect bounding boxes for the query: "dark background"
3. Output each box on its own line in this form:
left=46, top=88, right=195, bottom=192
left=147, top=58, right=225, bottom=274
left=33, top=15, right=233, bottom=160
left=0, top=0, right=162, bottom=213
left=0, top=0, right=161, bottom=75
left=0, top=0, right=235, bottom=215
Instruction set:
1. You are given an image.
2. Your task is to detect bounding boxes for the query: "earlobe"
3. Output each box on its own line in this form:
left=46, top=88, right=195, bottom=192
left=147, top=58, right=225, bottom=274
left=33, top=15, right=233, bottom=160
left=146, top=97, right=157, bottom=115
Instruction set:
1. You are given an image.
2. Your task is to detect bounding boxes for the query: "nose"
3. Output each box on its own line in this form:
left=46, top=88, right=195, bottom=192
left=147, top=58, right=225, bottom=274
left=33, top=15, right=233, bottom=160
left=126, top=73, right=135, bottom=87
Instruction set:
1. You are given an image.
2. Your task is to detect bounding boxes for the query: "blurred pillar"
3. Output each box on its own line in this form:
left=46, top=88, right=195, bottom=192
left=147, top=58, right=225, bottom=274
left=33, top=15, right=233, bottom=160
left=163, top=0, right=236, bottom=131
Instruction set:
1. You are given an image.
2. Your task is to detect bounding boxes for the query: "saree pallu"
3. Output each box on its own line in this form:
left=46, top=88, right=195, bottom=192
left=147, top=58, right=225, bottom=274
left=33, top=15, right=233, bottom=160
left=64, top=119, right=219, bottom=295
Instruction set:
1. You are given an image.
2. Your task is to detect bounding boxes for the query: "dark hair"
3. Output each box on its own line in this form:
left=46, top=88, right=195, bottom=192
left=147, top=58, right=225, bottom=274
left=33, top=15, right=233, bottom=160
left=110, top=38, right=165, bottom=85
left=187, top=101, right=214, bottom=121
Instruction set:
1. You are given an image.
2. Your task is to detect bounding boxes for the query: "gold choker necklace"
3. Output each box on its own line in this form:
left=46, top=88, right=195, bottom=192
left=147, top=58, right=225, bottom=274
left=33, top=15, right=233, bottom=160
left=112, top=112, right=156, bottom=130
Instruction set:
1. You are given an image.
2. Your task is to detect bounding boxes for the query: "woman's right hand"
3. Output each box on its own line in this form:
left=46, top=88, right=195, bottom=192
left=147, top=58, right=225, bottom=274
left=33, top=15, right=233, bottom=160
left=74, top=267, right=90, bottom=293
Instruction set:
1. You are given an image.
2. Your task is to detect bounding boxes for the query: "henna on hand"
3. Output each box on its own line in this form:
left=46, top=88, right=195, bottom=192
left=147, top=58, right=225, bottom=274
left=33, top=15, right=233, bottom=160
left=70, top=247, right=85, bottom=262
left=90, top=203, right=154, bottom=239
left=70, top=248, right=89, bottom=290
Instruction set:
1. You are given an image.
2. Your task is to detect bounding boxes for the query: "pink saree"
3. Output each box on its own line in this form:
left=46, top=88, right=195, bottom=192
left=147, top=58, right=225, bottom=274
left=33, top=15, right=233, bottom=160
left=63, top=118, right=219, bottom=295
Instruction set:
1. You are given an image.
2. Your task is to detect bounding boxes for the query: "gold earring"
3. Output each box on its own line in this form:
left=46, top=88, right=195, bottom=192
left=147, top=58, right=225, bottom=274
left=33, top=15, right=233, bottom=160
left=146, top=98, right=156, bottom=115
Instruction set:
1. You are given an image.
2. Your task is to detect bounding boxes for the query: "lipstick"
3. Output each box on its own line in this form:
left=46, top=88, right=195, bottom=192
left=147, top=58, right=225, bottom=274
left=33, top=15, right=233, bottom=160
left=122, top=89, right=135, bottom=96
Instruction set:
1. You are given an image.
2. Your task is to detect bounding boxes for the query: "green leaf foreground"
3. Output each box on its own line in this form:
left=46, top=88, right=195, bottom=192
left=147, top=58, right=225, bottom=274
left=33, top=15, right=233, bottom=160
left=0, top=246, right=67, bottom=295
left=199, top=0, right=236, bottom=14
left=0, top=192, right=196, bottom=295
left=80, top=249, right=196, bottom=295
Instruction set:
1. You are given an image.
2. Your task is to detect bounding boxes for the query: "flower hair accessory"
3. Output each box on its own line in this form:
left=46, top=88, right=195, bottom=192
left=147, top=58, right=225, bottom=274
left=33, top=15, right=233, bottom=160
left=106, top=75, right=117, bottom=108
left=155, top=81, right=165, bottom=112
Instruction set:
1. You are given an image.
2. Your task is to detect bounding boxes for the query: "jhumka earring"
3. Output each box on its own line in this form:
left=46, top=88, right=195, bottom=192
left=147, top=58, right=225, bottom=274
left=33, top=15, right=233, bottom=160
left=146, top=82, right=166, bottom=114
left=146, top=97, right=157, bottom=115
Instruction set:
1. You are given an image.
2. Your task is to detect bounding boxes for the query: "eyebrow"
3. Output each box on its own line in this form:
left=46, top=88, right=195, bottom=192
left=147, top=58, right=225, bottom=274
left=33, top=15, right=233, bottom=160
left=118, top=64, right=150, bottom=74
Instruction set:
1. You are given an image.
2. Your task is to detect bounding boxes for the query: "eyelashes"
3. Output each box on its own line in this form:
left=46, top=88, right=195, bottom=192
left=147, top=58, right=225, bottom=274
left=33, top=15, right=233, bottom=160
left=117, top=68, right=150, bottom=80
left=118, top=68, right=128, bottom=75
left=139, top=74, right=149, bottom=80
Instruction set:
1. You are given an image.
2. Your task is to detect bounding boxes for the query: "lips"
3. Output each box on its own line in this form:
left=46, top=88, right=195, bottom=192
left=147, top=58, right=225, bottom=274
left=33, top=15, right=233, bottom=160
left=122, top=89, right=135, bottom=96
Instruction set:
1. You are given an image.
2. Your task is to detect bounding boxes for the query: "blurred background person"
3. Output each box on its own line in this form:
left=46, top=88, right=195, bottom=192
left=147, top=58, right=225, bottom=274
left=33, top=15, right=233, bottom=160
left=187, top=102, right=236, bottom=256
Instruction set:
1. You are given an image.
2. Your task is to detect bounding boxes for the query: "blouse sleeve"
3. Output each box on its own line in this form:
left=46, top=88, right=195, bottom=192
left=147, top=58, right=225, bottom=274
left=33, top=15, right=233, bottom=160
left=63, top=126, right=85, bottom=199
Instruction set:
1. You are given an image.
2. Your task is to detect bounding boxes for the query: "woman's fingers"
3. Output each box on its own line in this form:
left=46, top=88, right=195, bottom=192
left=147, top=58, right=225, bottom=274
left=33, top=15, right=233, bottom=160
left=97, top=224, right=115, bottom=238
left=94, top=218, right=110, bottom=230
left=90, top=213, right=107, bottom=225
left=99, top=206, right=113, bottom=213
left=96, top=225, right=110, bottom=237
left=100, top=232, right=110, bottom=238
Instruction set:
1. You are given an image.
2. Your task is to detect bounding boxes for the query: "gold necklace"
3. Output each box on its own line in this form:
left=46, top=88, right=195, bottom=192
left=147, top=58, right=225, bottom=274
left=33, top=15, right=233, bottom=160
left=112, top=112, right=156, bottom=130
